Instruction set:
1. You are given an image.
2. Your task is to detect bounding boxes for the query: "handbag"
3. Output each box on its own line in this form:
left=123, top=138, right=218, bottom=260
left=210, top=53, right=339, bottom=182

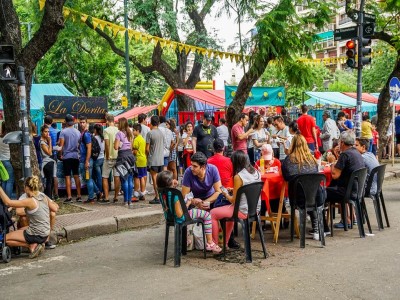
left=0, top=161, right=9, bottom=182
left=213, top=193, right=231, bottom=208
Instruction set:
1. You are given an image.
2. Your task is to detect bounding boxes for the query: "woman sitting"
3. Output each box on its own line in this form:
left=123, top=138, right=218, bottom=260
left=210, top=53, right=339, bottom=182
left=281, top=134, right=328, bottom=240
left=156, top=170, right=221, bottom=253
left=211, top=151, right=261, bottom=248
left=321, top=139, right=340, bottom=165
left=0, top=176, right=58, bottom=258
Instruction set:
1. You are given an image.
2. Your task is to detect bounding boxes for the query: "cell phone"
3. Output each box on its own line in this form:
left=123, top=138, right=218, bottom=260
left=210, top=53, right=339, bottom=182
left=220, top=186, right=228, bottom=194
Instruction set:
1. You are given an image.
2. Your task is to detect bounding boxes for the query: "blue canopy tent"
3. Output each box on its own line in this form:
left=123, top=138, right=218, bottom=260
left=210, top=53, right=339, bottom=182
left=0, top=83, right=74, bottom=130
left=304, top=92, right=377, bottom=128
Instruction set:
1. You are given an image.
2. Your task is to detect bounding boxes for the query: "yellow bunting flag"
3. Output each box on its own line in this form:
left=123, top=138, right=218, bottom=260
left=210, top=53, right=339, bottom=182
left=81, top=14, right=88, bottom=23
left=39, top=0, right=45, bottom=10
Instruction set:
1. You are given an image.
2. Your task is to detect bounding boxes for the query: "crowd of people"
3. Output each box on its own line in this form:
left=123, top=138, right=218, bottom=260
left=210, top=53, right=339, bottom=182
left=0, top=106, right=393, bottom=258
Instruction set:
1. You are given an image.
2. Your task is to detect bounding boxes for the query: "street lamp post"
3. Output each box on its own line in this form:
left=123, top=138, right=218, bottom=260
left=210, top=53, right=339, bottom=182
left=124, top=0, right=131, bottom=108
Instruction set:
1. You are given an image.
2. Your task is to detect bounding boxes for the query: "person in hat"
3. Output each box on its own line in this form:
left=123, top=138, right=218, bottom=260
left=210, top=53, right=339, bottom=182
left=320, top=110, right=340, bottom=152
left=192, top=112, right=219, bottom=158
left=58, top=114, right=82, bottom=203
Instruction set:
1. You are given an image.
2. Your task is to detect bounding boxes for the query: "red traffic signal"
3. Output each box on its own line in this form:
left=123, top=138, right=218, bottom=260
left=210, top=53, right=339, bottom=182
left=345, top=39, right=357, bottom=69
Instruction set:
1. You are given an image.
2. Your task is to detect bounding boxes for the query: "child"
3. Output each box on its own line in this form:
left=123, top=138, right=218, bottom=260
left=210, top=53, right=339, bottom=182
left=156, top=171, right=221, bottom=253
left=372, top=124, right=379, bottom=157
left=132, top=123, right=147, bottom=201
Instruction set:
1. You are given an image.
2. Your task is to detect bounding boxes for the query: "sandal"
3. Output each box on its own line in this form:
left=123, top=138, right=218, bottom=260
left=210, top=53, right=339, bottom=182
left=29, top=244, right=44, bottom=259
left=113, top=198, right=118, bottom=203
left=206, top=242, right=222, bottom=254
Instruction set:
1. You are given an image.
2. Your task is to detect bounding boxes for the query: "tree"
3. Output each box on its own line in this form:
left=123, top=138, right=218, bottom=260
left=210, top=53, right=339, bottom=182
left=368, top=0, right=400, bottom=158
left=0, top=0, right=66, bottom=192
left=327, top=70, right=357, bottom=92
left=84, top=0, right=223, bottom=110
left=226, top=0, right=334, bottom=127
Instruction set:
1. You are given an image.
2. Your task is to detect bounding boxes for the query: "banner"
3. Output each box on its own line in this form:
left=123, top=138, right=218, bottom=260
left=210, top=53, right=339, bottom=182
left=44, top=96, right=108, bottom=122
left=225, top=86, right=286, bottom=107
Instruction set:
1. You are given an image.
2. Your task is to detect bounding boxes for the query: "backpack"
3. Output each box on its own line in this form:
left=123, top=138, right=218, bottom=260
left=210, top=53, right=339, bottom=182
left=90, top=135, right=101, bottom=161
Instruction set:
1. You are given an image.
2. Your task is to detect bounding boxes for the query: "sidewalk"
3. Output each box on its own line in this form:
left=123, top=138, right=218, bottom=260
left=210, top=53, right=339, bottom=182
left=53, top=162, right=400, bottom=243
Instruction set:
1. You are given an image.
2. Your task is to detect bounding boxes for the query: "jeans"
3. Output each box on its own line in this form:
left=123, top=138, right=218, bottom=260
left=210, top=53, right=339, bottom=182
left=121, top=174, right=133, bottom=203
left=254, top=149, right=261, bottom=162
left=79, top=159, right=99, bottom=199
left=1, top=160, right=14, bottom=198
left=92, top=158, right=104, bottom=193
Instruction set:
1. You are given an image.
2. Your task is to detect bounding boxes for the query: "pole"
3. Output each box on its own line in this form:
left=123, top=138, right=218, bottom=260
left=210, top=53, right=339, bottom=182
left=17, top=66, right=32, bottom=179
left=124, top=0, right=131, bottom=108
left=392, top=100, right=395, bottom=167
left=355, top=0, right=365, bottom=138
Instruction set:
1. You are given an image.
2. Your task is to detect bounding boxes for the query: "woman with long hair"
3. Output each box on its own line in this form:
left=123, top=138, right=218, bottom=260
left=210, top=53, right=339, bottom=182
left=211, top=150, right=261, bottom=247
left=40, top=125, right=57, bottom=198
left=114, top=117, right=136, bottom=208
left=93, top=124, right=105, bottom=197
left=247, top=111, right=257, bottom=165
left=0, top=176, right=59, bottom=258
left=182, top=121, right=194, bottom=170
left=281, top=134, right=328, bottom=240
left=166, top=119, right=178, bottom=180
left=252, top=115, right=270, bottom=162
left=0, top=122, right=14, bottom=198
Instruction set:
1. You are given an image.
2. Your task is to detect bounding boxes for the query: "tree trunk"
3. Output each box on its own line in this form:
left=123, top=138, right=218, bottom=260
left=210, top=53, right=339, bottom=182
left=376, top=52, right=400, bottom=160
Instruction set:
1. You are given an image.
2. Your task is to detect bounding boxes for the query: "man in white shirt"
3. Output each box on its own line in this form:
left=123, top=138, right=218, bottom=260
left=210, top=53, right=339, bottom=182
left=216, top=118, right=229, bottom=147
left=320, top=110, right=340, bottom=151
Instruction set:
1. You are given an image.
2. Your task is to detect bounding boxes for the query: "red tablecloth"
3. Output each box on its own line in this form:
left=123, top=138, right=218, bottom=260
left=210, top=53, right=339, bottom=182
left=260, top=167, right=332, bottom=213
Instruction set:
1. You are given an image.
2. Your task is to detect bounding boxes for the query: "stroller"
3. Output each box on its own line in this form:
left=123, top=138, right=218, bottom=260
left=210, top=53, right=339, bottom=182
left=0, top=197, right=18, bottom=263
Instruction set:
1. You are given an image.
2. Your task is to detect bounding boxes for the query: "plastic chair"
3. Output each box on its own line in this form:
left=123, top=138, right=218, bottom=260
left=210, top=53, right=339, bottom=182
left=328, top=168, right=368, bottom=238
left=363, top=164, right=389, bottom=230
left=158, top=188, right=206, bottom=267
left=288, top=173, right=326, bottom=248
left=220, top=182, right=267, bottom=263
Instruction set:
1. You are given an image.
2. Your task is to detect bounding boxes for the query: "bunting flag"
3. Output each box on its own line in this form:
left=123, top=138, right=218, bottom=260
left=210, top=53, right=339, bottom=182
left=38, top=1, right=393, bottom=67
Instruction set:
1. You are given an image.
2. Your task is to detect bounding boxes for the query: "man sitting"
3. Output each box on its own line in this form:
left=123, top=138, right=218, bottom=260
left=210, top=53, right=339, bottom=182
left=328, top=131, right=365, bottom=229
left=355, top=138, right=379, bottom=195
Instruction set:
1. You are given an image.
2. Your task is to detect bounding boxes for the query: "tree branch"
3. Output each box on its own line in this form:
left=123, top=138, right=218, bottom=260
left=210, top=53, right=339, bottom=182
left=373, top=31, right=396, bottom=48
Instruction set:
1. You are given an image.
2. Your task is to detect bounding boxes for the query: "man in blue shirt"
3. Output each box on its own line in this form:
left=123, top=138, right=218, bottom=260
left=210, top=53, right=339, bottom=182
left=78, top=115, right=100, bottom=203
left=44, top=115, right=60, bottom=200
left=395, top=110, right=400, bottom=157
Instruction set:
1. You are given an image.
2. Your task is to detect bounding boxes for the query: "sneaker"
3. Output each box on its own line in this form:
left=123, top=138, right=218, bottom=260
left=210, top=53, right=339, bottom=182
left=128, top=203, right=134, bottom=209
left=83, top=198, right=95, bottom=204
left=228, top=239, right=240, bottom=249
left=334, top=221, right=351, bottom=229
left=29, top=244, right=44, bottom=259
left=138, top=195, right=145, bottom=201
left=131, top=197, right=139, bottom=203
left=63, top=198, right=73, bottom=204
left=96, top=192, right=103, bottom=202
left=353, top=220, right=358, bottom=226
left=99, top=199, right=110, bottom=205
left=124, top=202, right=129, bottom=208
left=45, top=241, right=56, bottom=249
left=76, top=197, right=82, bottom=203
left=313, top=232, right=327, bottom=241
left=149, top=198, right=161, bottom=204
left=53, top=195, right=60, bottom=201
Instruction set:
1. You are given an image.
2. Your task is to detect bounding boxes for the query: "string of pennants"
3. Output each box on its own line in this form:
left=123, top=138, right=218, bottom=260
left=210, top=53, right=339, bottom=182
left=38, top=0, right=390, bottom=66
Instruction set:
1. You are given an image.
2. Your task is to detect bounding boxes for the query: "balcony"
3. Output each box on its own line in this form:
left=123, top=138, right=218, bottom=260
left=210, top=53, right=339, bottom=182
left=339, top=17, right=353, bottom=25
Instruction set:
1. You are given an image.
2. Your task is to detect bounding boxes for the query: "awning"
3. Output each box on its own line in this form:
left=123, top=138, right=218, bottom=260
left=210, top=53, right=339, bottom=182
left=342, top=92, right=379, bottom=104
left=114, top=105, right=158, bottom=121
left=174, top=89, right=225, bottom=108
left=305, top=92, right=376, bottom=109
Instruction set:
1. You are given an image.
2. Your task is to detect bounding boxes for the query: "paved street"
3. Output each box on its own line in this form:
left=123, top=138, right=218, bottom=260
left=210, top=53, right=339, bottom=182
left=1, top=179, right=399, bottom=300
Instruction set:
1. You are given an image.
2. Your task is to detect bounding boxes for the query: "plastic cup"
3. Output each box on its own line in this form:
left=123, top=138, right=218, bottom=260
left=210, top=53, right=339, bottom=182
left=203, top=201, right=210, bottom=209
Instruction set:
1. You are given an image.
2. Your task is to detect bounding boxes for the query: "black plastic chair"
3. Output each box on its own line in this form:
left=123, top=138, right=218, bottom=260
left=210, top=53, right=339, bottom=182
left=363, top=164, right=389, bottom=230
left=289, top=173, right=326, bottom=248
left=158, top=188, right=206, bottom=267
left=219, top=181, right=267, bottom=263
left=328, top=167, right=368, bottom=238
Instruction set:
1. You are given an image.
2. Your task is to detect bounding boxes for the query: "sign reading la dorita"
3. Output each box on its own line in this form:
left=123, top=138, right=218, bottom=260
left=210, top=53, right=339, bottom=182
left=44, top=96, right=108, bottom=123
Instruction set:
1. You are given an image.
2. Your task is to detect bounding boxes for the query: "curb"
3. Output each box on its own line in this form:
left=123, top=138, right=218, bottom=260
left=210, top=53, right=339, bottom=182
left=61, top=211, right=163, bottom=242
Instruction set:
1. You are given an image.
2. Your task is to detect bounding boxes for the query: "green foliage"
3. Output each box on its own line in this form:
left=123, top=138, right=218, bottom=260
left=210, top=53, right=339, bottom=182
left=363, top=42, right=397, bottom=93
left=327, top=70, right=357, bottom=92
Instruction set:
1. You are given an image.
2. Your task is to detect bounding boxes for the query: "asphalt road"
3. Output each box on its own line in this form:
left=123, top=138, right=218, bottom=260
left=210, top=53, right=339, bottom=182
left=1, top=180, right=400, bottom=300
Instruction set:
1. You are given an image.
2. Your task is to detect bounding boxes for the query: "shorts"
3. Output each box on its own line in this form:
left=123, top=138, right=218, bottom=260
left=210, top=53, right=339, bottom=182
left=149, top=166, right=163, bottom=173
left=63, top=158, right=79, bottom=176
left=102, top=159, right=119, bottom=178
left=163, top=157, right=169, bottom=167
left=24, top=230, right=48, bottom=245
left=396, top=134, right=400, bottom=145
left=136, top=167, right=147, bottom=179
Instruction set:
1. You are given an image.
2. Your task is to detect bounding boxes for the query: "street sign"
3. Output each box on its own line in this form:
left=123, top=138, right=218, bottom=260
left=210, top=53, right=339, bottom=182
left=364, top=12, right=376, bottom=23
left=121, top=95, right=128, bottom=108
left=389, top=77, right=400, bottom=101
left=363, top=23, right=375, bottom=37
left=334, top=26, right=358, bottom=41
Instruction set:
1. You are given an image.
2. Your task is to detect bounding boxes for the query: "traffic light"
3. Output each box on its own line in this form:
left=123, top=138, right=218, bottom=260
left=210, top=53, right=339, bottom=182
left=0, top=45, right=16, bottom=81
left=360, top=37, right=371, bottom=66
left=345, top=40, right=357, bottom=69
